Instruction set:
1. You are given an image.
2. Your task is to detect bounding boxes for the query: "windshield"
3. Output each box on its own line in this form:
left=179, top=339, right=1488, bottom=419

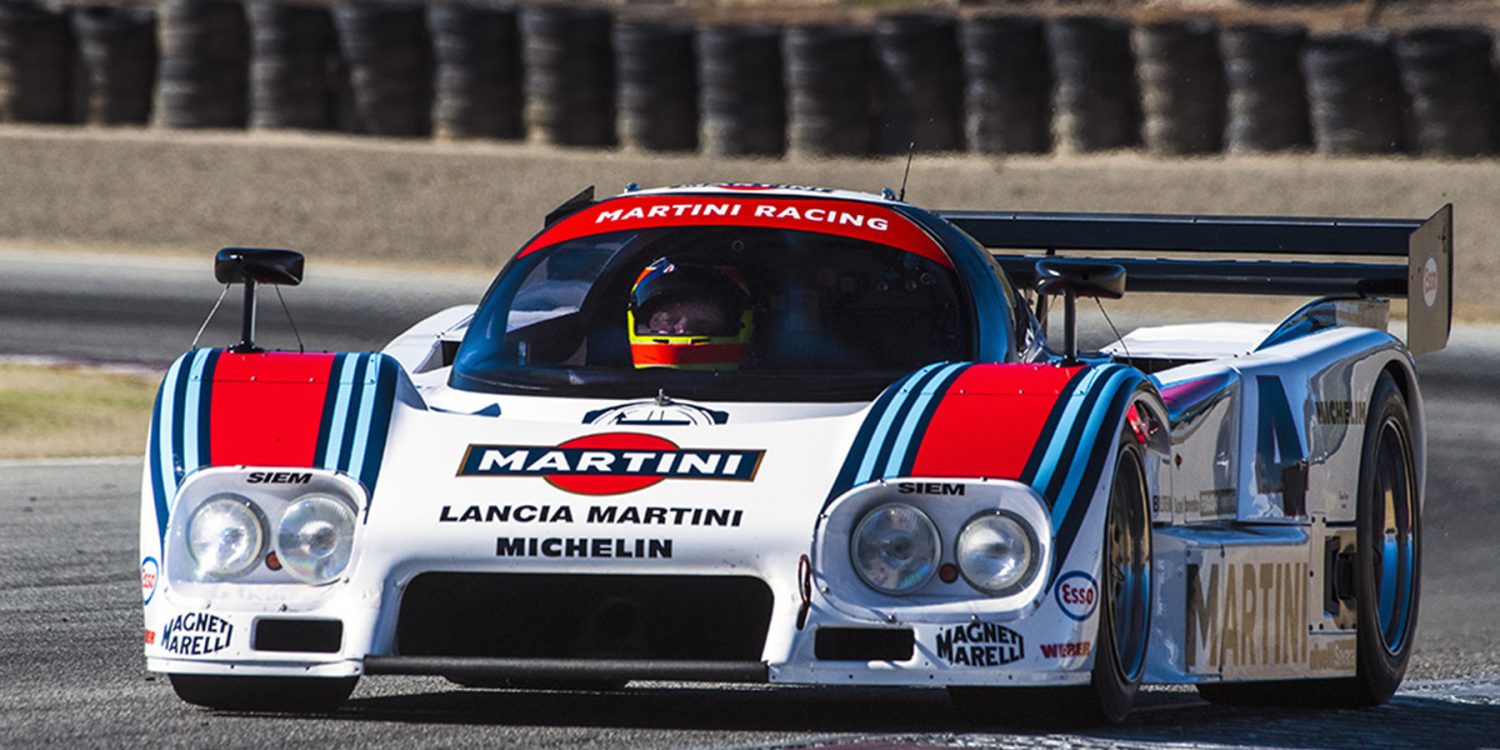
left=450, top=225, right=975, bottom=401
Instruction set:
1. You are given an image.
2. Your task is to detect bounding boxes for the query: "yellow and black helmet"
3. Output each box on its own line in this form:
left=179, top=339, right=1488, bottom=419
left=627, top=258, right=754, bottom=370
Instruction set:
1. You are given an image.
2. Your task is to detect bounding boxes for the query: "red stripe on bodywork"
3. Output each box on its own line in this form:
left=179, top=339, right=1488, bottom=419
left=522, top=196, right=952, bottom=267
left=910, top=364, right=1081, bottom=479
left=209, top=352, right=336, bottom=467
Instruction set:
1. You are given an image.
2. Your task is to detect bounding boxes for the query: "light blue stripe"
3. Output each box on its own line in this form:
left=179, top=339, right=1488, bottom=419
left=854, top=363, right=947, bottom=483
left=156, top=356, right=185, bottom=501
left=1031, top=366, right=1110, bottom=491
left=881, top=362, right=968, bottom=477
left=322, top=354, right=363, bottom=471
left=1051, top=370, right=1133, bottom=528
left=345, top=355, right=383, bottom=480
left=180, top=349, right=211, bottom=473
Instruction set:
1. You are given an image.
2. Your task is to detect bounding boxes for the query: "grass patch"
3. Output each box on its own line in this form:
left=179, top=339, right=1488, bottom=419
left=0, top=363, right=157, bottom=459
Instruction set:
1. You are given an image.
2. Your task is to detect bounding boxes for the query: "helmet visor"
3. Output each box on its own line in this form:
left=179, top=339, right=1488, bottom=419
left=635, top=297, right=741, bottom=337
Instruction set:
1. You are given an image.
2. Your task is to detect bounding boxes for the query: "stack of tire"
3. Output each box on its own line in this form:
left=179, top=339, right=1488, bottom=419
left=520, top=5, right=614, bottom=147
left=1394, top=26, right=1497, bottom=157
left=427, top=1, right=522, bottom=141
left=1302, top=31, right=1404, bottom=154
left=155, top=0, right=249, bottom=129
left=1134, top=21, right=1225, bottom=155
left=696, top=24, right=784, bottom=157
left=333, top=0, right=431, bottom=137
left=959, top=15, right=1052, bottom=154
left=0, top=1, right=74, bottom=123
left=783, top=25, right=875, bottom=158
left=614, top=19, right=697, bottom=152
left=71, top=5, right=157, bottom=125
left=1219, top=24, right=1310, bottom=153
left=247, top=1, right=336, bottom=131
left=872, top=13, right=962, bottom=154
left=1048, top=16, right=1139, bottom=152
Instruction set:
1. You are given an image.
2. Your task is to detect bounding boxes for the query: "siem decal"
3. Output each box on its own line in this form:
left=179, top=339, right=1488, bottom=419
left=896, top=482, right=965, bottom=496
left=495, top=536, right=672, bottom=559
left=246, top=471, right=313, bottom=485
left=934, top=622, right=1024, bottom=666
left=1039, top=641, right=1092, bottom=659
left=1055, top=571, right=1098, bottom=622
left=458, top=433, right=764, bottom=496
left=160, top=612, right=233, bottom=656
left=141, top=557, right=159, bottom=606
left=1186, top=561, right=1309, bottom=671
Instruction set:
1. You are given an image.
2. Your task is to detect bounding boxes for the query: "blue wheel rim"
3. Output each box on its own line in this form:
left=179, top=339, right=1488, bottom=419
left=1108, top=445, right=1151, bottom=682
left=1372, top=417, right=1415, bottom=655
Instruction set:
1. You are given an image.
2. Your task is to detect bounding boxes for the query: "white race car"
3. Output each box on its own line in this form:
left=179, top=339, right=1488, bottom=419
left=140, top=184, right=1450, bottom=725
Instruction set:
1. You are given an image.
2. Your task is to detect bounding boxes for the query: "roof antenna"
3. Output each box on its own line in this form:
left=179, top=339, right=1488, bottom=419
left=897, top=141, right=916, bottom=202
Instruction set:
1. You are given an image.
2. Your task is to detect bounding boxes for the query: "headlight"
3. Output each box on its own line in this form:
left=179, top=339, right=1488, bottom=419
left=187, top=495, right=266, bottom=579
left=275, top=493, right=357, bottom=584
left=956, top=511, right=1038, bottom=596
left=850, top=503, right=941, bottom=594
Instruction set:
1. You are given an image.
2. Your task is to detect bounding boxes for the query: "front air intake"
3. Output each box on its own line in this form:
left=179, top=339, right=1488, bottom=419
left=396, top=573, right=774, bottom=662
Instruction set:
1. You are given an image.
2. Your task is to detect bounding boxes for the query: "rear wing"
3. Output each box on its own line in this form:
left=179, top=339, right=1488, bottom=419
left=937, top=205, right=1453, bottom=355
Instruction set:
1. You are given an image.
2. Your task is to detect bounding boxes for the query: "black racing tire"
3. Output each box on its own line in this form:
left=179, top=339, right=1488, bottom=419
left=1198, top=372, right=1419, bottom=707
left=169, top=674, right=357, bottom=712
left=950, top=434, right=1152, bottom=727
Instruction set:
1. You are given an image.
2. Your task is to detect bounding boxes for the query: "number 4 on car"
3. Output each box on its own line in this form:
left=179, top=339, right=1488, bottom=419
left=139, top=184, right=1448, bottom=725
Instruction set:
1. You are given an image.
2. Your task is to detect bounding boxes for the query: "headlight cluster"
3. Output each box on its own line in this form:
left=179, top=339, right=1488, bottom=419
left=849, top=504, right=1040, bottom=597
left=185, top=491, right=357, bottom=584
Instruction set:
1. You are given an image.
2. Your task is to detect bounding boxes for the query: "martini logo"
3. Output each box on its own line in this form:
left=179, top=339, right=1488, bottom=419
left=458, top=433, right=764, bottom=495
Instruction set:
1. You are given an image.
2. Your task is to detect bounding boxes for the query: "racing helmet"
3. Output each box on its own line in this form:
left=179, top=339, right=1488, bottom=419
left=627, top=258, right=754, bottom=370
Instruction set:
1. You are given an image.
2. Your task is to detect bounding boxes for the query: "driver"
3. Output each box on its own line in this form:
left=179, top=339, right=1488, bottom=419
left=627, top=258, right=754, bottom=370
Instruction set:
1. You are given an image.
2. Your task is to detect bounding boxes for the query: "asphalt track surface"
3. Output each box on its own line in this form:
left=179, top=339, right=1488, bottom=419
left=1, top=249, right=1498, bottom=747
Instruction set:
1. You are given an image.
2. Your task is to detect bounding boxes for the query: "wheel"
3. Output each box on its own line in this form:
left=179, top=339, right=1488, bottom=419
left=169, top=674, right=357, bottom=712
left=950, top=434, right=1152, bottom=727
left=1198, top=372, right=1419, bottom=707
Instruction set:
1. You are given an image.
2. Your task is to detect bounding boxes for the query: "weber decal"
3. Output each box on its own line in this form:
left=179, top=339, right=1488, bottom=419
left=496, top=536, right=673, bottom=559
left=1039, top=642, right=1091, bottom=659
left=934, top=622, right=1024, bottom=666
left=458, top=433, right=764, bottom=495
left=160, top=612, right=233, bottom=656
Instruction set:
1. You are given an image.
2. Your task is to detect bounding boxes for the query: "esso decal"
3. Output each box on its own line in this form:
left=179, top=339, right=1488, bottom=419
left=141, top=557, right=159, bottom=605
left=1055, top=571, right=1098, bottom=621
left=1423, top=257, right=1439, bottom=308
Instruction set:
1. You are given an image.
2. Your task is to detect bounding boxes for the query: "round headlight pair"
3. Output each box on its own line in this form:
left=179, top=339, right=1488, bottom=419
left=849, top=504, right=1037, bottom=597
left=186, top=493, right=356, bottom=584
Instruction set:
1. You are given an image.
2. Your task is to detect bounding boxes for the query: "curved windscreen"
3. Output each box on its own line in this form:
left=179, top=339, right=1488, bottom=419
left=450, top=226, right=975, bottom=401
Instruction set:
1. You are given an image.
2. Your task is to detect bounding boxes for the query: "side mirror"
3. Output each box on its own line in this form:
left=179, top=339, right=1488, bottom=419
left=213, top=247, right=305, bottom=353
left=215, top=247, right=304, bottom=286
left=1034, top=259, right=1127, bottom=364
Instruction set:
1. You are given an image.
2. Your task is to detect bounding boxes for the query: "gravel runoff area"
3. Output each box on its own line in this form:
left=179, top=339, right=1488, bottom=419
left=0, top=125, right=1496, bottom=321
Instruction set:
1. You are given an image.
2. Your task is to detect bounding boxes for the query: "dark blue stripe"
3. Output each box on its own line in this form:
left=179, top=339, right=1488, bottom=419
left=1047, top=373, right=1141, bottom=589
left=149, top=385, right=169, bottom=542
left=358, top=356, right=399, bottom=504
left=337, top=353, right=370, bottom=473
left=168, top=355, right=194, bottom=484
left=313, top=352, right=348, bottom=469
left=865, top=365, right=955, bottom=481
left=896, top=364, right=972, bottom=477
left=1038, top=367, right=1123, bottom=505
left=821, top=368, right=929, bottom=510
left=1019, top=368, right=1092, bottom=485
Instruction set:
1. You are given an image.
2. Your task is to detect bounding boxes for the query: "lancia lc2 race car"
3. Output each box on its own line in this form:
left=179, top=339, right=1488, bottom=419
left=140, top=183, right=1450, bottom=725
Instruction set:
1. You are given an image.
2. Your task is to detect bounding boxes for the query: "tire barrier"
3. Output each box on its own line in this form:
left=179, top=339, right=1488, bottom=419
left=1048, top=16, right=1140, bottom=153
left=247, top=1, right=336, bottom=131
left=872, top=13, right=962, bottom=154
left=1134, top=21, right=1225, bottom=155
left=72, top=5, right=157, bottom=126
left=960, top=15, right=1052, bottom=155
left=614, top=20, right=697, bottom=153
left=520, top=5, right=613, bottom=147
left=333, top=1, right=431, bottom=138
left=1220, top=24, right=1310, bottom=153
left=427, top=1, right=521, bottom=140
left=0, top=1, right=73, bottom=124
left=697, top=24, right=784, bottom=157
left=1394, top=26, right=1497, bottom=157
left=1303, top=31, right=1404, bottom=155
left=155, top=0, right=249, bottom=129
left=784, top=25, right=875, bottom=158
